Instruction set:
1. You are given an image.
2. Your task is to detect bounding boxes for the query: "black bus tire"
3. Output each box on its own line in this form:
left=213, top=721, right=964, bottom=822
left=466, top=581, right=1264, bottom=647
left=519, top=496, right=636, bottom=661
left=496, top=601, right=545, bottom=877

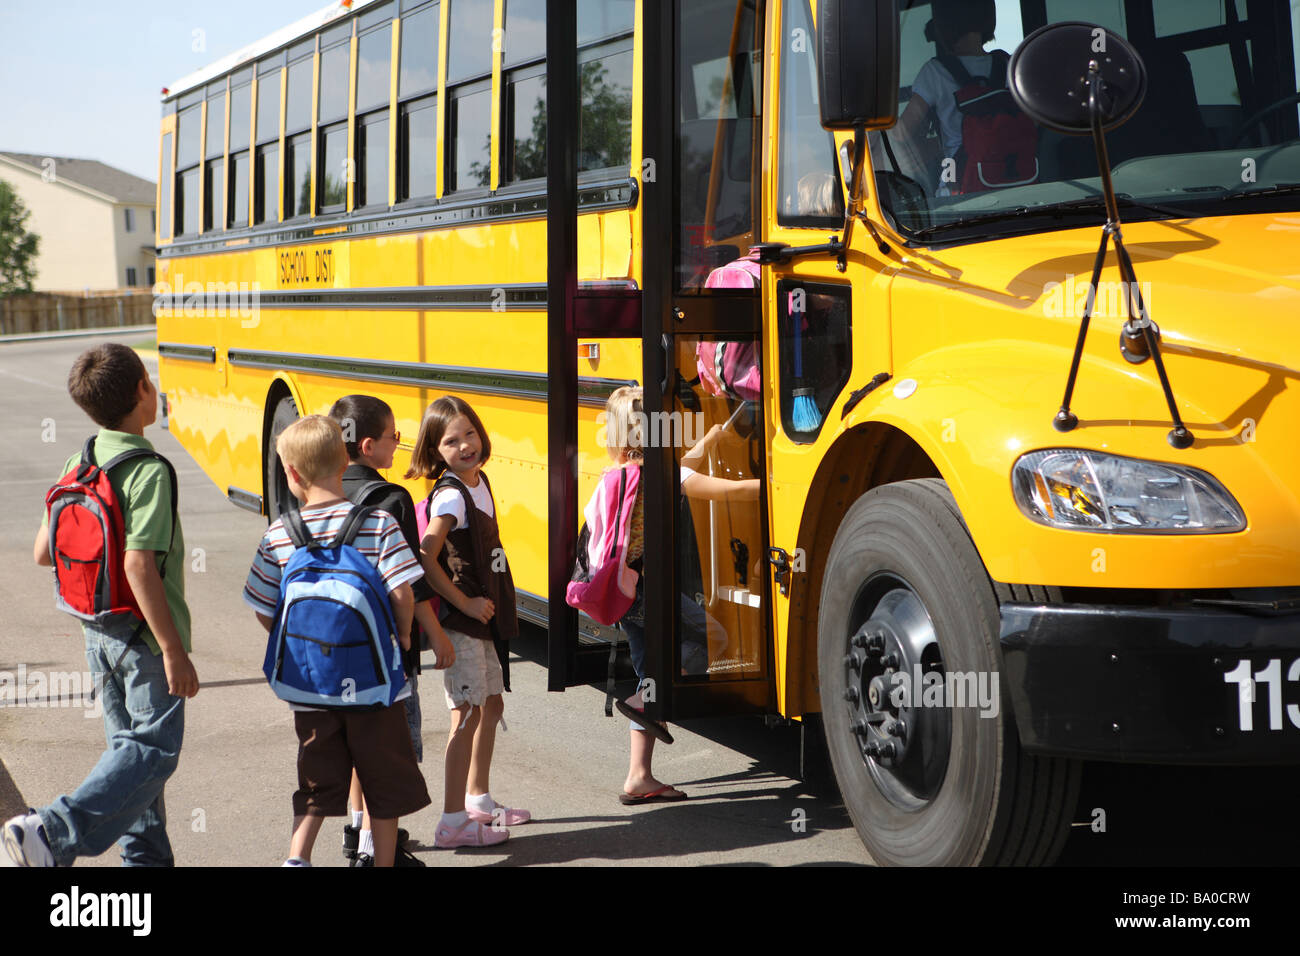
left=818, top=478, right=1080, bottom=866
left=263, top=392, right=299, bottom=522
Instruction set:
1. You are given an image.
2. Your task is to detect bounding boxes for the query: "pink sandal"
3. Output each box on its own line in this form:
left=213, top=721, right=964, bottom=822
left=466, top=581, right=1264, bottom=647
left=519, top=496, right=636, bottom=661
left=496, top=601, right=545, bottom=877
left=434, top=817, right=509, bottom=848
left=466, top=803, right=532, bottom=826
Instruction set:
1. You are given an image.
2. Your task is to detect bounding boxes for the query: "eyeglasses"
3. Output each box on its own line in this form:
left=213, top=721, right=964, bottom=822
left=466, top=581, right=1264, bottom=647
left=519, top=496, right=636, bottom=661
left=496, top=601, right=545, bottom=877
left=383, top=431, right=401, bottom=444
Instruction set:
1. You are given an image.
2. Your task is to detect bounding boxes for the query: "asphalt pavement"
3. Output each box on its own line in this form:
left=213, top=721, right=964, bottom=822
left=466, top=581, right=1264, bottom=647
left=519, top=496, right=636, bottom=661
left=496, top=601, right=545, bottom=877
left=2, top=331, right=1295, bottom=867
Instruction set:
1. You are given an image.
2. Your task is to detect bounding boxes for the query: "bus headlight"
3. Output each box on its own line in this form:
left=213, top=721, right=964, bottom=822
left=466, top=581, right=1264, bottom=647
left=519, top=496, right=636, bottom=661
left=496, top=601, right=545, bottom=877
left=1011, top=450, right=1245, bottom=533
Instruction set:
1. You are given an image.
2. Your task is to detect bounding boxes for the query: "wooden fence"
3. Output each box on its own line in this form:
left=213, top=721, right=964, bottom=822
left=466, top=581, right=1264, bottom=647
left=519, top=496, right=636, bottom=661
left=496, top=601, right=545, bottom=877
left=0, top=291, right=154, bottom=336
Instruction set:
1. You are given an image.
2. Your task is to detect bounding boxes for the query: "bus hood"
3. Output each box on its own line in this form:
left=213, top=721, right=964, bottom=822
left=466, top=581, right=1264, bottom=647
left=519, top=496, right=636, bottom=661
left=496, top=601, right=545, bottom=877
left=990, top=211, right=1300, bottom=375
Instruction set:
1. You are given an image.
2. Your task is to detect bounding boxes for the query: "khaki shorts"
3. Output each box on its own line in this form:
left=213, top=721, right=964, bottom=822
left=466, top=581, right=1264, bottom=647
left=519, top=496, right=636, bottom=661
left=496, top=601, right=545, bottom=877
left=442, top=628, right=504, bottom=708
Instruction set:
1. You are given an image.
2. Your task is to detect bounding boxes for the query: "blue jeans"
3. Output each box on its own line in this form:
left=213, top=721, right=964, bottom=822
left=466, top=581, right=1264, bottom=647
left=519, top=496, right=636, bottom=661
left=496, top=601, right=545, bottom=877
left=617, top=586, right=710, bottom=688
left=37, top=616, right=185, bottom=866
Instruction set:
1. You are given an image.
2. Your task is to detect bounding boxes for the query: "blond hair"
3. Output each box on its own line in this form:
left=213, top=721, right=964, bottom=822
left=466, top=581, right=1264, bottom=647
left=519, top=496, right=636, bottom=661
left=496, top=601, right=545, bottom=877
left=276, top=415, right=348, bottom=485
left=603, top=385, right=645, bottom=462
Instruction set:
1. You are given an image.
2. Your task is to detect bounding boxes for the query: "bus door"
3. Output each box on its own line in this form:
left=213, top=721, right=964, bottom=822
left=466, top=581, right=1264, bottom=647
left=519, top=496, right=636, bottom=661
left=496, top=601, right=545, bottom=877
left=635, top=0, right=775, bottom=722
left=548, top=0, right=775, bottom=722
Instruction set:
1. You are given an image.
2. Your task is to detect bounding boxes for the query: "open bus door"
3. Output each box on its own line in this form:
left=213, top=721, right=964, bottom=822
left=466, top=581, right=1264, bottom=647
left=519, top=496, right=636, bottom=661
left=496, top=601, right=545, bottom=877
left=548, top=0, right=777, bottom=725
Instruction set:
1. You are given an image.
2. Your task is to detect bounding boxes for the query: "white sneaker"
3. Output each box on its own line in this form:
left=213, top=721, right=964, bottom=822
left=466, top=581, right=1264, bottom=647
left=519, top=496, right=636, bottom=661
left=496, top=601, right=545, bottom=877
left=281, top=856, right=312, bottom=867
left=3, top=812, right=55, bottom=867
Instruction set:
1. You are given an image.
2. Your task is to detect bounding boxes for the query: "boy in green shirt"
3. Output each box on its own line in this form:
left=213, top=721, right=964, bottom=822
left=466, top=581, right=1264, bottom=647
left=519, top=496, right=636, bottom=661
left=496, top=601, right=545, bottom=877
left=3, top=343, right=199, bottom=867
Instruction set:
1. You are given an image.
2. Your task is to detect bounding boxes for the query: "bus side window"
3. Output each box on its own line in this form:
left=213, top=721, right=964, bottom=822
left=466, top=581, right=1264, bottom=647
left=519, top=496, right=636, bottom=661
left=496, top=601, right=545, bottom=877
left=285, top=43, right=314, bottom=218
left=446, top=0, right=494, bottom=193
left=777, top=281, right=851, bottom=443
left=502, top=0, right=546, bottom=184
left=397, top=2, right=439, bottom=202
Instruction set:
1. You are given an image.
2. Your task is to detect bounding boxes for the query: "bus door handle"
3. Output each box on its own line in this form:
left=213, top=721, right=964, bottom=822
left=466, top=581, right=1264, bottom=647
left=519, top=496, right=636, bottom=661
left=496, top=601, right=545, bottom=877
left=767, top=547, right=793, bottom=597
left=659, top=334, right=671, bottom=392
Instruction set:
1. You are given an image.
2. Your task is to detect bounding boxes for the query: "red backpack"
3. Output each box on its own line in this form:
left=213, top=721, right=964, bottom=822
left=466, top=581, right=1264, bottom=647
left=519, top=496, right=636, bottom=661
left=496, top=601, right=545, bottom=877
left=45, top=436, right=177, bottom=632
left=940, top=52, right=1038, bottom=193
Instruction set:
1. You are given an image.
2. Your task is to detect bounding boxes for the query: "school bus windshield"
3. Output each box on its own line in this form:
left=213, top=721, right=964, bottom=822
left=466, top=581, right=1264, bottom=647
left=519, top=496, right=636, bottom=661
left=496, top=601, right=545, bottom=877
left=872, top=0, right=1300, bottom=242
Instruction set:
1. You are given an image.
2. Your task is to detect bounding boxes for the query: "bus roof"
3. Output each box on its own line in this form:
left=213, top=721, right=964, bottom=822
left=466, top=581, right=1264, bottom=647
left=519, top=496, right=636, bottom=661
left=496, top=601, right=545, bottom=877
left=162, top=0, right=385, bottom=102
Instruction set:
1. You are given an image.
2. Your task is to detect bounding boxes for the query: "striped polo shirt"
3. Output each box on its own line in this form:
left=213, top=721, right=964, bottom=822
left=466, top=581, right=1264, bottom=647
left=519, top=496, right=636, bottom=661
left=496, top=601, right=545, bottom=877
left=243, top=502, right=424, bottom=617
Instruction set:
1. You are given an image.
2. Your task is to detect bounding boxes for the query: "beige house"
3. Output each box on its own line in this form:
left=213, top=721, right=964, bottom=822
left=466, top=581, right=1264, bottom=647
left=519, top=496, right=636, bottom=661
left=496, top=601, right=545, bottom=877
left=0, top=152, right=156, bottom=292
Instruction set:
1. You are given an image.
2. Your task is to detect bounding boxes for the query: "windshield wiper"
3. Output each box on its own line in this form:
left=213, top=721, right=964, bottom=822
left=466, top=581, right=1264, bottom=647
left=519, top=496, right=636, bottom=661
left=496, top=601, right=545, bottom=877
left=906, top=194, right=1189, bottom=242
left=1221, top=182, right=1300, bottom=200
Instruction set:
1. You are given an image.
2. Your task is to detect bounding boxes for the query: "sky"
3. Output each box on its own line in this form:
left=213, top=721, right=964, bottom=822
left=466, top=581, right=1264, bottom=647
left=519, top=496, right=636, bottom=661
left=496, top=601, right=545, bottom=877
left=0, top=0, right=328, bottom=182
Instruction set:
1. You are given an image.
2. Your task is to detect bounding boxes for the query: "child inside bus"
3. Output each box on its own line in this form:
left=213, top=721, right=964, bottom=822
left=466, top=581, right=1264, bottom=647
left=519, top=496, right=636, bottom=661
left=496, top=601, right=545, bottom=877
left=895, top=0, right=1000, bottom=195
left=408, top=396, right=528, bottom=846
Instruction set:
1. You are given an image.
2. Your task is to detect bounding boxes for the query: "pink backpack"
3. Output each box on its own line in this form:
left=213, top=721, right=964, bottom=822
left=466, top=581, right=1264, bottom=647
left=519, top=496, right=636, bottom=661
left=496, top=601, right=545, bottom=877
left=566, top=465, right=641, bottom=626
left=697, top=255, right=762, bottom=401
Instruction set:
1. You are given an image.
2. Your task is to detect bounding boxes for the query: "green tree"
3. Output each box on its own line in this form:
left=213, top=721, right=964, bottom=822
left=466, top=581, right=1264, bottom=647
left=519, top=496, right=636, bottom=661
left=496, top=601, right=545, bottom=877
left=0, top=179, right=40, bottom=296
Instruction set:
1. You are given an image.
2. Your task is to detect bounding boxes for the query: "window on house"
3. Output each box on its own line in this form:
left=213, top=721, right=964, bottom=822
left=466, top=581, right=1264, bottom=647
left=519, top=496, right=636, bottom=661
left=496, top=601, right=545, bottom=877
left=126, top=267, right=138, bottom=287
left=124, top=208, right=135, bottom=232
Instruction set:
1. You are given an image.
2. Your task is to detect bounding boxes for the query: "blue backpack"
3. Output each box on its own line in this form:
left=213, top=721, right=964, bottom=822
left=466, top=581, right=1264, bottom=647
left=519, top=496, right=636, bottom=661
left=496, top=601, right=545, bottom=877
left=262, top=505, right=407, bottom=709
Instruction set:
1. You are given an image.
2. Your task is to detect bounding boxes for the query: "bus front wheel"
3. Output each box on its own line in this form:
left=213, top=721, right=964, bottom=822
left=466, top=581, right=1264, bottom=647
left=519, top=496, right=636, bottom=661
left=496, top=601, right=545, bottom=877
left=263, top=392, right=299, bottom=522
left=818, top=478, right=1079, bottom=866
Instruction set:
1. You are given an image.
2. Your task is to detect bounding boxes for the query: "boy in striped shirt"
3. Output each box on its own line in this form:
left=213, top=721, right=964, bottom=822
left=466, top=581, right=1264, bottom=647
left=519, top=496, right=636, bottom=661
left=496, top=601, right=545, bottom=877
left=243, top=415, right=430, bottom=867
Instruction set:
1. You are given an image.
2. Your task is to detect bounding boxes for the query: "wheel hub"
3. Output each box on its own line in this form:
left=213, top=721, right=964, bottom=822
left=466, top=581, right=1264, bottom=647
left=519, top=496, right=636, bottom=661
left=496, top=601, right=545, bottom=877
left=843, top=584, right=951, bottom=810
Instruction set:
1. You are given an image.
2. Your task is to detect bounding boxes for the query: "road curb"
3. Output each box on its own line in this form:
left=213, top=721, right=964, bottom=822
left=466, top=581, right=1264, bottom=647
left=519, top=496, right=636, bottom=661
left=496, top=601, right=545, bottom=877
left=0, top=325, right=156, bottom=345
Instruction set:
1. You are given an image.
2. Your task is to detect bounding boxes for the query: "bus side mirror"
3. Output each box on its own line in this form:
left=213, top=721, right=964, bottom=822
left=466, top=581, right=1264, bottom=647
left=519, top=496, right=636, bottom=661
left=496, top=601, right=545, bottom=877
left=818, top=0, right=900, bottom=130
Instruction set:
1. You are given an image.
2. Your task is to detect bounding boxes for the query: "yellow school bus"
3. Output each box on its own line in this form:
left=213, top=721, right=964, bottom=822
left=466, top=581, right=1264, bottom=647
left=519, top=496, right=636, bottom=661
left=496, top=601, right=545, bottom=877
left=156, top=0, right=1300, bottom=865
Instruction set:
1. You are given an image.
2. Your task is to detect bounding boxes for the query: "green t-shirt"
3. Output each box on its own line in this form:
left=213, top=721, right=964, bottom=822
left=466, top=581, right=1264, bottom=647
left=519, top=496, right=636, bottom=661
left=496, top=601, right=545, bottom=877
left=46, top=429, right=190, bottom=655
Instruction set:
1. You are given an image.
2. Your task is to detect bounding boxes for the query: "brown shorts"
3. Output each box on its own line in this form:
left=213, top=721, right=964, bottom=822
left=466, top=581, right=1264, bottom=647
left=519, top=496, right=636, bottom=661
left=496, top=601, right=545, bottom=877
left=292, top=703, right=431, bottom=820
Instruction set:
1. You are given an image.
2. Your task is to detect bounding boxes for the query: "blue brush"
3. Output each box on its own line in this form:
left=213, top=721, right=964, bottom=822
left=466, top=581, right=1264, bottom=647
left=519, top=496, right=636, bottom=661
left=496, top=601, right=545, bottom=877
left=791, top=312, right=822, bottom=432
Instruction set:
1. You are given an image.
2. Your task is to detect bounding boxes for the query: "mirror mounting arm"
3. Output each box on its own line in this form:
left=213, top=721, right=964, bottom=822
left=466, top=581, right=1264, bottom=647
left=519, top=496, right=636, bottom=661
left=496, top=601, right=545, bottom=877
left=837, top=129, right=891, bottom=269
left=750, top=239, right=845, bottom=266
left=1053, top=62, right=1194, bottom=450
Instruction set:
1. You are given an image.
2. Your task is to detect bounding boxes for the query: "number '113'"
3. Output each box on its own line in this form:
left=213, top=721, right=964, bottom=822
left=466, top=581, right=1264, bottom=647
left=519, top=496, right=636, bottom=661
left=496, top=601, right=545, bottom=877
left=1223, top=659, right=1300, bottom=731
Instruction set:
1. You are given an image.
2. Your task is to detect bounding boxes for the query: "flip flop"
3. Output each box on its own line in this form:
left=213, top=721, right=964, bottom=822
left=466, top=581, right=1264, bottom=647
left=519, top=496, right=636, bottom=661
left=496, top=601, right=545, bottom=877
left=615, top=699, right=675, bottom=744
left=619, top=785, right=688, bottom=805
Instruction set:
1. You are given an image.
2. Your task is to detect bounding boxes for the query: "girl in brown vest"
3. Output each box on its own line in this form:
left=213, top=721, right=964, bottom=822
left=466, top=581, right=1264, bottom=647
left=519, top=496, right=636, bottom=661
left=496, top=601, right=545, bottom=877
left=408, top=396, right=526, bottom=848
